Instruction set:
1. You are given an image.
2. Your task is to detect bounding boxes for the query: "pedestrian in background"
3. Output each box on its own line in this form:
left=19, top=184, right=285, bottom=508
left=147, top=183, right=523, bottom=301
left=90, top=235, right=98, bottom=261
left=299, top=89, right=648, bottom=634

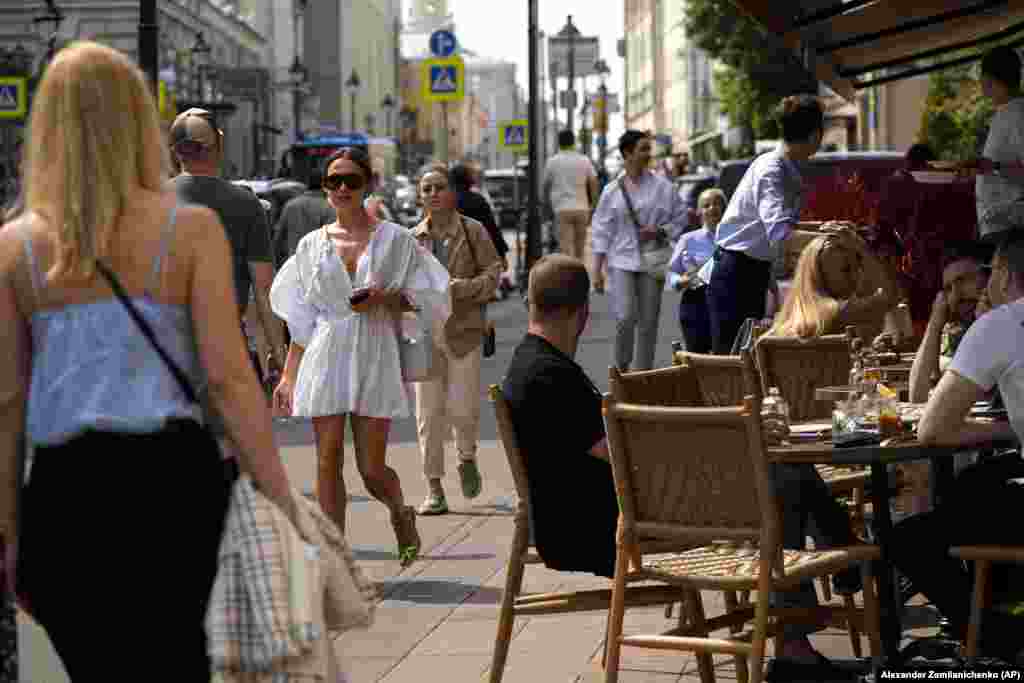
left=450, top=162, right=509, bottom=268
left=273, top=165, right=335, bottom=268
left=412, top=164, right=502, bottom=515
left=592, top=130, right=688, bottom=372
left=0, top=41, right=294, bottom=680
left=543, top=130, right=598, bottom=265
left=703, top=95, right=824, bottom=354
left=271, top=148, right=450, bottom=566
left=668, top=188, right=725, bottom=353
left=168, top=108, right=286, bottom=379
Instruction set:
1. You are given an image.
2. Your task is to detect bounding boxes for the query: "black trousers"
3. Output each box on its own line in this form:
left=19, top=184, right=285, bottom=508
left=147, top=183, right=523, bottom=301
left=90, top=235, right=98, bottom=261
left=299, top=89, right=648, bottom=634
left=889, top=455, right=1024, bottom=641
left=18, top=422, right=236, bottom=681
left=706, top=248, right=771, bottom=355
left=678, top=287, right=712, bottom=355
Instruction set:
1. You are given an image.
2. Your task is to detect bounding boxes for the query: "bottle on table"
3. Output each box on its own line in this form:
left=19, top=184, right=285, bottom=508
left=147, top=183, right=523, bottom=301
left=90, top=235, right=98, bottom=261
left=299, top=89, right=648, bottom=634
left=761, top=387, right=791, bottom=444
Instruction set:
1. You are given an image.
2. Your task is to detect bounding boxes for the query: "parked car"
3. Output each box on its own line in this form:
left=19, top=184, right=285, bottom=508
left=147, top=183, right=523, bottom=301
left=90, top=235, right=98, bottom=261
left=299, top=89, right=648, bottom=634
left=675, top=173, right=718, bottom=232
left=483, top=167, right=529, bottom=231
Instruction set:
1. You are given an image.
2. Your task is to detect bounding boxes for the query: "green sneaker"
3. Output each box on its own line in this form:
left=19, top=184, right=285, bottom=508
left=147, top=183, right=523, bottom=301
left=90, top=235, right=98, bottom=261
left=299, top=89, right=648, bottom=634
left=417, top=492, right=448, bottom=515
left=458, top=460, right=483, bottom=500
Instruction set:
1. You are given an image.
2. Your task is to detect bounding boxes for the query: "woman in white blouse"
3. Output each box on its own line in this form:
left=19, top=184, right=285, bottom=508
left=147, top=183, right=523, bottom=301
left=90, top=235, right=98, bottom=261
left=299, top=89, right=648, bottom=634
left=271, top=148, right=449, bottom=566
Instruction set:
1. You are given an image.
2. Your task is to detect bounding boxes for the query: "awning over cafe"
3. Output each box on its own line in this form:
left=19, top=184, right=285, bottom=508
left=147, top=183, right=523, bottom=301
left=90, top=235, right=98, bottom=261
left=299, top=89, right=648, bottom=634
left=731, top=0, right=1024, bottom=100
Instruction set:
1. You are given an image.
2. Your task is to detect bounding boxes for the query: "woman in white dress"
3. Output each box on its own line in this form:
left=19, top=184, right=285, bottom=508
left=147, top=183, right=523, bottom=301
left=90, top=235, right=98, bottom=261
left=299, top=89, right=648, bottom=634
left=271, top=148, right=448, bottom=566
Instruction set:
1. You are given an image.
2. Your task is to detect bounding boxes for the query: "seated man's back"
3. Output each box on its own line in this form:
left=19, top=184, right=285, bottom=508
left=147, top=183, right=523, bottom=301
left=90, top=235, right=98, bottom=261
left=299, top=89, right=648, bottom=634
left=502, top=333, right=619, bottom=578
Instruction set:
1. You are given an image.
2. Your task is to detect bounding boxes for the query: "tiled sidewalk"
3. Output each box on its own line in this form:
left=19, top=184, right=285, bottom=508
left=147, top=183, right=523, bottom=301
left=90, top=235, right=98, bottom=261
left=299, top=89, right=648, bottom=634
left=19, top=435, right=936, bottom=682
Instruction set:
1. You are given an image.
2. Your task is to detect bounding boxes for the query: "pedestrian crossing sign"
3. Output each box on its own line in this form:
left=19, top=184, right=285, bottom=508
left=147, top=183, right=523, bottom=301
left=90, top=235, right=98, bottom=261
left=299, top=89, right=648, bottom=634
left=422, top=57, right=464, bottom=102
left=0, top=77, right=27, bottom=120
left=498, top=119, right=529, bottom=153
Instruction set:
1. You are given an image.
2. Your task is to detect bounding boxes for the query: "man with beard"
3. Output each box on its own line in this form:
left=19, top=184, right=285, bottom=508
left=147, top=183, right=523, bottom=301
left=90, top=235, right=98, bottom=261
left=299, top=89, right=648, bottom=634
left=908, top=242, right=994, bottom=403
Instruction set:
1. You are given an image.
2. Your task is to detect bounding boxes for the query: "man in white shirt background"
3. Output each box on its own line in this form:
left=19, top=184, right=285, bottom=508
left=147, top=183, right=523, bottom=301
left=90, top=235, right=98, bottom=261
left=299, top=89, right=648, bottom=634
left=965, top=46, right=1024, bottom=242
left=543, top=130, right=599, bottom=266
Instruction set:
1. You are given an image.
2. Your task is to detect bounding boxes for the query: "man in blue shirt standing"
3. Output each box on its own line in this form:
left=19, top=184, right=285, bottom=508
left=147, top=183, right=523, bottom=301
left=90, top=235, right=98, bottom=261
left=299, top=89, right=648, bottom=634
left=705, top=95, right=824, bottom=353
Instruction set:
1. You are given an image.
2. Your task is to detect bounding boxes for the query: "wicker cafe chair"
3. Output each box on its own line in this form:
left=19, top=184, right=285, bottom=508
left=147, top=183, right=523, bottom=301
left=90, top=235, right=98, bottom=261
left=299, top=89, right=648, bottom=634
left=949, top=546, right=1024, bottom=664
left=486, top=385, right=684, bottom=683
left=676, top=350, right=763, bottom=408
left=753, top=327, right=870, bottom=651
left=608, top=363, right=703, bottom=407
left=602, top=397, right=883, bottom=683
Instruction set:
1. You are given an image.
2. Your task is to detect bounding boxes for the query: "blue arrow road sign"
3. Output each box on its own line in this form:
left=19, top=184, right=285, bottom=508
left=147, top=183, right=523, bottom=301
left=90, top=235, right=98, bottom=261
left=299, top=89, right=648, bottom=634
left=429, top=30, right=457, bottom=58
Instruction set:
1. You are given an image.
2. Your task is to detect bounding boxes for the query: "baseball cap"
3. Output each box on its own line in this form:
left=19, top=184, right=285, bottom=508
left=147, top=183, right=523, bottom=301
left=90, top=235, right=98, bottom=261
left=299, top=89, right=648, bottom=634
left=169, top=108, right=221, bottom=152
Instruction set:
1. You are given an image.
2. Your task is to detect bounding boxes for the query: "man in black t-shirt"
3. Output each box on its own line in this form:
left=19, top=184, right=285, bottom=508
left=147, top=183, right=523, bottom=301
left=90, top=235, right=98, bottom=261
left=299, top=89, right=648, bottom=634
left=167, top=109, right=285, bottom=373
left=503, top=254, right=618, bottom=577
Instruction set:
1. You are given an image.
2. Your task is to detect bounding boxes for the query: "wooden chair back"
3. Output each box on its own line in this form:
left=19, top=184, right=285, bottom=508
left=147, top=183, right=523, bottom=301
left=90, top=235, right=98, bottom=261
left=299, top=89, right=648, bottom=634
left=489, top=385, right=533, bottom=536
left=754, top=327, right=856, bottom=422
left=608, top=364, right=703, bottom=407
left=677, top=349, right=763, bottom=407
left=603, top=395, right=781, bottom=556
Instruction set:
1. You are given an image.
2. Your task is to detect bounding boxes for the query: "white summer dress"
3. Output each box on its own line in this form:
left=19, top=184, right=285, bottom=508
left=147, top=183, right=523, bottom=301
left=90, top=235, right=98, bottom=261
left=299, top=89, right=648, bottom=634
left=270, top=221, right=450, bottom=418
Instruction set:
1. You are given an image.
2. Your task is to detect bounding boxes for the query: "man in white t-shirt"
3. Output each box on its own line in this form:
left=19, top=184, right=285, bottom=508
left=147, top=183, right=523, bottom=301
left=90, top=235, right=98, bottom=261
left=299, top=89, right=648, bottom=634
left=543, top=130, right=598, bottom=262
left=891, top=231, right=1024, bottom=662
left=962, top=46, right=1024, bottom=241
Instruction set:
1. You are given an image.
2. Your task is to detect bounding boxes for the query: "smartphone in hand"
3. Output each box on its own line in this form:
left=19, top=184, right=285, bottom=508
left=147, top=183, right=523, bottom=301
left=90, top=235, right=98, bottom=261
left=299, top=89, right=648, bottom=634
left=349, top=287, right=372, bottom=306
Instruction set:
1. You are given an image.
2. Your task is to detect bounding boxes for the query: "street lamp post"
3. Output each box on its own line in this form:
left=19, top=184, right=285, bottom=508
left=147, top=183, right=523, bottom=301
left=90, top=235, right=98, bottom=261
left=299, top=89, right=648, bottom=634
left=139, top=0, right=158, bottom=91
left=345, top=69, right=361, bottom=132
left=32, top=0, right=64, bottom=67
left=594, top=59, right=611, bottom=174
left=381, top=94, right=396, bottom=139
left=289, top=55, right=308, bottom=142
left=555, top=15, right=580, bottom=136
left=190, top=32, right=211, bottom=102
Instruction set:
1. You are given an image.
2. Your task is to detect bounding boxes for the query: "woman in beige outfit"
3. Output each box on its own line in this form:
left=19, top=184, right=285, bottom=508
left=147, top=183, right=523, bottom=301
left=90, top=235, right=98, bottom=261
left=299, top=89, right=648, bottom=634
left=411, top=164, right=502, bottom=514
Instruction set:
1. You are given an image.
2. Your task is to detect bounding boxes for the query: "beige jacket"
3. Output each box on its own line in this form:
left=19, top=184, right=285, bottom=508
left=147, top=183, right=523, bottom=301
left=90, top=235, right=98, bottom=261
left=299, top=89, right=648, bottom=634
left=413, top=213, right=501, bottom=358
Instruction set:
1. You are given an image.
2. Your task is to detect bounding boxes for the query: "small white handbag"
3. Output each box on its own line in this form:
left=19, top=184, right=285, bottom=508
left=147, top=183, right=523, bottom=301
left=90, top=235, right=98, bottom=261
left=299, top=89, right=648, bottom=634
left=397, top=310, right=440, bottom=382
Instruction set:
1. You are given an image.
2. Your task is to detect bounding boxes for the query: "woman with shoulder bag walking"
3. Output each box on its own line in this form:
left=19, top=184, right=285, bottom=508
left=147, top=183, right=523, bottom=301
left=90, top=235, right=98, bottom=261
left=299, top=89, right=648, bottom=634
left=591, top=130, right=689, bottom=371
left=411, top=164, right=502, bottom=515
left=0, top=42, right=295, bottom=681
left=271, top=149, right=449, bottom=566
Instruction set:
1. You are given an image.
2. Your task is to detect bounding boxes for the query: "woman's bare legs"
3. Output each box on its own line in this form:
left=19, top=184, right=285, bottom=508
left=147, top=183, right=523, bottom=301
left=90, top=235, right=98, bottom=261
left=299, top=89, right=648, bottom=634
left=312, top=415, right=348, bottom=534
left=351, top=414, right=420, bottom=565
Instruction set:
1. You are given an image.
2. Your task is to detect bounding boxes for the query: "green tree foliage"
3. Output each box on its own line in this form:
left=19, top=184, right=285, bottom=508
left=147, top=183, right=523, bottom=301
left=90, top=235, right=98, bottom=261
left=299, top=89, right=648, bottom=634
left=920, top=62, right=993, bottom=161
left=683, top=0, right=787, bottom=152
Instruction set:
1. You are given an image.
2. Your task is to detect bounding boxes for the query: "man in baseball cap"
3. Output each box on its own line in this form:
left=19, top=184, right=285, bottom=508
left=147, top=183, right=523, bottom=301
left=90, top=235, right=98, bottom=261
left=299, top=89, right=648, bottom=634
left=169, top=107, right=223, bottom=160
left=168, top=107, right=285, bottom=399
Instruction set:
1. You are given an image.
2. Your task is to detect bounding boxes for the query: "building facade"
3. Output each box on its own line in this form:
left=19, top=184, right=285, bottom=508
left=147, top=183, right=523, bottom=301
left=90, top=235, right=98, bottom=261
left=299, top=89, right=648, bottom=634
left=623, top=0, right=720, bottom=160
left=305, top=0, right=401, bottom=139
left=0, top=0, right=271, bottom=177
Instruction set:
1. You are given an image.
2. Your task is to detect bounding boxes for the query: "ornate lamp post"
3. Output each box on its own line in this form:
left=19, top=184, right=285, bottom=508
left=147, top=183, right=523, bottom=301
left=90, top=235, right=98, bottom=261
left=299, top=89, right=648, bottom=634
left=381, top=94, right=396, bottom=139
left=288, top=55, right=308, bottom=141
left=190, top=32, right=211, bottom=102
left=32, top=0, right=64, bottom=66
left=594, top=58, right=611, bottom=171
left=345, top=69, right=361, bottom=132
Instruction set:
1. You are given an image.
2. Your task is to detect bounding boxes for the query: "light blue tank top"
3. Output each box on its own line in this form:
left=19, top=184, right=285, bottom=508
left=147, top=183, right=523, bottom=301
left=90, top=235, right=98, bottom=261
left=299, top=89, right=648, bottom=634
left=24, top=205, right=204, bottom=447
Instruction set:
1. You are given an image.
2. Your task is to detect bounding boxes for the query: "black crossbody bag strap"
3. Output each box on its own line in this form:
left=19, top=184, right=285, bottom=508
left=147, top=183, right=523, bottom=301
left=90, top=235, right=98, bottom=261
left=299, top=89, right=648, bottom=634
left=94, top=260, right=199, bottom=405
left=619, top=181, right=643, bottom=231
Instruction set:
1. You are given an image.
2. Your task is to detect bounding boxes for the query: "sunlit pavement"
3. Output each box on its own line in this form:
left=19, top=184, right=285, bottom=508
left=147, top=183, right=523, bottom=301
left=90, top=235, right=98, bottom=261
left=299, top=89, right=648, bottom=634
left=17, top=283, right=939, bottom=681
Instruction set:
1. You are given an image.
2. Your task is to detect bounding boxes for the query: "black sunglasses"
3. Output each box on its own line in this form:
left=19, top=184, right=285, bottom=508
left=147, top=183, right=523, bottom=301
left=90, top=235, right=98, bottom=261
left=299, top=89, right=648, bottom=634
left=323, top=173, right=366, bottom=191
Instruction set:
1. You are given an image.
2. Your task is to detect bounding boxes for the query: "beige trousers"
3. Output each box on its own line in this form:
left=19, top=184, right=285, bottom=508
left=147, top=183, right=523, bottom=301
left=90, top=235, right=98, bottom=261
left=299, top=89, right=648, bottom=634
left=556, top=209, right=591, bottom=262
left=414, top=346, right=483, bottom=480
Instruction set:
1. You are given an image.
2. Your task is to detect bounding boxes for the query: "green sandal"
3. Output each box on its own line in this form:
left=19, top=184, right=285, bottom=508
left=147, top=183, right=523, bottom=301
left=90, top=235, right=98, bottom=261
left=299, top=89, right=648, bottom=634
left=392, top=505, right=421, bottom=567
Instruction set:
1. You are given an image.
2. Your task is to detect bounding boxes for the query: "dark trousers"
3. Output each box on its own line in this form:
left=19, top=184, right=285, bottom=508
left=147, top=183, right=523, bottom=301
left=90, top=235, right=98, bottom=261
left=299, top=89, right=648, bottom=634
left=18, top=423, right=235, bottom=681
left=678, top=287, right=712, bottom=355
left=707, top=248, right=771, bottom=354
left=769, top=463, right=859, bottom=639
left=889, top=455, right=1024, bottom=641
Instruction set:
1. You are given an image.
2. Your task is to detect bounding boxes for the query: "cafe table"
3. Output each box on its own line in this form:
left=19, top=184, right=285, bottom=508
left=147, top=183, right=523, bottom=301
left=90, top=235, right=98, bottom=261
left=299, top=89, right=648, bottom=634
left=766, top=432, right=959, bottom=664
